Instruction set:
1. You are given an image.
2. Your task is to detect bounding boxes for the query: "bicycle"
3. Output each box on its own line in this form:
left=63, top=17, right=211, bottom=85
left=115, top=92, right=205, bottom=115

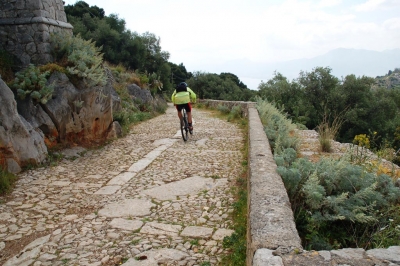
left=180, top=108, right=192, bottom=141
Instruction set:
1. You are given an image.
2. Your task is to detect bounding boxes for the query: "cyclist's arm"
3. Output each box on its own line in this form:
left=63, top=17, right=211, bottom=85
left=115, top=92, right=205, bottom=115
left=187, top=88, right=197, bottom=103
left=171, top=90, right=177, bottom=104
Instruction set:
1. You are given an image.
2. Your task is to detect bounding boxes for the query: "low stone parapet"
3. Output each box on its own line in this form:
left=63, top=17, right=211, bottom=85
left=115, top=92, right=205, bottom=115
left=198, top=99, right=302, bottom=265
left=197, top=99, right=253, bottom=117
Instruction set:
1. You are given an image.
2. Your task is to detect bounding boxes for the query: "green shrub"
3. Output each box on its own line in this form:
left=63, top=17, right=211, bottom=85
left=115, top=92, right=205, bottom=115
left=0, top=167, right=17, bottom=195
left=278, top=155, right=400, bottom=249
left=51, top=33, right=106, bottom=87
left=113, top=110, right=152, bottom=134
left=256, top=98, right=299, bottom=154
left=217, top=104, right=230, bottom=114
left=228, top=105, right=243, bottom=121
left=11, top=64, right=54, bottom=104
left=257, top=97, right=400, bottom=250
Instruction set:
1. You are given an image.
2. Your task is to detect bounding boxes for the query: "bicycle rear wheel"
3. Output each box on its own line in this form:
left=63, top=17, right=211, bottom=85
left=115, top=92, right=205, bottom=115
left=180, top=109, right=189, bottom=141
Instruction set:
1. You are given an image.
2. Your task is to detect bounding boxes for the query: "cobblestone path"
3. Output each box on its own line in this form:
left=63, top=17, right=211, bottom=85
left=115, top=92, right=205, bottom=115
left=0, top=104, right=245, bottom=266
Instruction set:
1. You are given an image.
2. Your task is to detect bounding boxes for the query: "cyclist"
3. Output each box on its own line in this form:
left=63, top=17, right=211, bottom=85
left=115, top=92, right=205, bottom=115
left=171, top=82, right=197, bottom=133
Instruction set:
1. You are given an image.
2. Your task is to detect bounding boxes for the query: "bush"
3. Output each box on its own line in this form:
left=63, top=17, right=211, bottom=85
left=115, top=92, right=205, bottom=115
left=257, top=98, right=400, bottom=250
left=11, top=64, right=54, bottom=104
left=0, top=167, right=17, bottom=195
left=51, top=33, right=106, bottom=87
left=228, top=105, right=243, bottom=121
left=256, top=98, right=299, bottom=154
left=113, top=110, right=152, bottom=134
left=217, top=104, right=230, bottom=114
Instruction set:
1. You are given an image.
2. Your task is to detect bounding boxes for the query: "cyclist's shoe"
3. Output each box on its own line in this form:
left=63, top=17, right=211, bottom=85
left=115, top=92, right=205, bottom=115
left=189, top=126, right=193, bottom=134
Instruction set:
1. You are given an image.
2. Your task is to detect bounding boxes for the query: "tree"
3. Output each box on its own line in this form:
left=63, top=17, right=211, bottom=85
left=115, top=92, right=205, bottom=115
left=187, top=72, right=255, bottom=101
left=258, top=72, right=309, bottom=126
left=65, top=1, right=104, bottom=19
left=298, top=67, right=340, bottom=129
left=65, top=2, right=172, bottom=93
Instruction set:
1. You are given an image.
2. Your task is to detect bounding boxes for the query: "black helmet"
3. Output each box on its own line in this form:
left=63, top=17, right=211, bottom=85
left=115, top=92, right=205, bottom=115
left=177, top=82, right=187, bottom=90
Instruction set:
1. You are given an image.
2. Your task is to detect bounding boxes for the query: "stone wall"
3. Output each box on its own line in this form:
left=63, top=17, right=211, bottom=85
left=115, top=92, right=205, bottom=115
left=0, top=0, right=73, bottom=67
left=197, top=99, right=251, bottom=117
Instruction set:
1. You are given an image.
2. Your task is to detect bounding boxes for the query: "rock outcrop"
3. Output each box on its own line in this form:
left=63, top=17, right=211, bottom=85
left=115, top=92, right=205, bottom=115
left=0, top=78, right=47, bottom=173
left=17, top=71, right=121, bottom=147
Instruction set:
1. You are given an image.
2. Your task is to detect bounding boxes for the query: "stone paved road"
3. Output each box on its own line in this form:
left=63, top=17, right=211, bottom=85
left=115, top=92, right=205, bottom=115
left=0, top=104, right=245, bottom=266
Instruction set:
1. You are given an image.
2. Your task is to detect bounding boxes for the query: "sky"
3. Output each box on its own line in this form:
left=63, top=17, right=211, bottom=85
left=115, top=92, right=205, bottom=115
left=63, top=0, right=400, bottom=89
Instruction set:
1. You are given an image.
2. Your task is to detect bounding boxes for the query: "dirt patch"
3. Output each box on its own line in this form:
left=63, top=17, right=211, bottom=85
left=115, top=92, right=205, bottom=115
left=297, top=129, right=400, bottom=178
left=0, top=230, right=51, bottom=265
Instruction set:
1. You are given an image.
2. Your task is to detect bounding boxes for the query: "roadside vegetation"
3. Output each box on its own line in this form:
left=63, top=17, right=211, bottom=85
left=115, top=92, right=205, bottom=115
left=257, top=67, right=400, bottom=165
left=256, top=98, right=400, bottom=250
left=0, top=167, right=17, bottom=196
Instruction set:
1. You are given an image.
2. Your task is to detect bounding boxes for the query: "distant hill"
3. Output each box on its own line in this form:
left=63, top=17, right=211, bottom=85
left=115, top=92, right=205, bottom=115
left=373, top=68, right=400, bottom=89
left=205, top=48, right=400, bottom=89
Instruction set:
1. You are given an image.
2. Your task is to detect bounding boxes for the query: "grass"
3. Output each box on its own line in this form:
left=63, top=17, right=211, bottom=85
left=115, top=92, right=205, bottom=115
left=130, top=239, right=140, bottom=245
left=0, top=167, right=17, bottom=196
left=190, top=239, right=199, bottom=246
left=317, top=110, right=346, bottom=153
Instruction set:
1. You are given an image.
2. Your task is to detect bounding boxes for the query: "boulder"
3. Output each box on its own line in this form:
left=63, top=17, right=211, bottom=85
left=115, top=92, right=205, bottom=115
left=127, top=83, right=153, bottom=104
left=126, top=84, right=167, bottom=112
left=16, top=96, right=58, bottom=148
left=0, top=78, right=47, bottom=173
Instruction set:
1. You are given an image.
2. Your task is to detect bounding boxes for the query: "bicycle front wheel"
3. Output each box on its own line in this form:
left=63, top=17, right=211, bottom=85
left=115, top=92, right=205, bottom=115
left=180, top=109, right=189, bottom=141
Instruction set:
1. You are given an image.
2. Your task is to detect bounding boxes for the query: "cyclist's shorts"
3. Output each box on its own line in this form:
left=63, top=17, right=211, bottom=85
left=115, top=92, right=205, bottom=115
left=176, top=103, right=192, bottom=112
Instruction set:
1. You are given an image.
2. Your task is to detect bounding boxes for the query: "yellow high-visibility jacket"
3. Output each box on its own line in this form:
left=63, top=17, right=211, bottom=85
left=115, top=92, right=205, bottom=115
left=171, top=87, right=197, bottom=105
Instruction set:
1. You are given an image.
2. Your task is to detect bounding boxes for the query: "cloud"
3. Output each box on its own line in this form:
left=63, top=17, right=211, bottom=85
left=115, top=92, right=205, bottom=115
left=355, top=0, right=400, bottom=12
left=317, top=0, right=343, bottom=8
left=63, top=0, right=400, bottom=69
left=383, top=17, right=400, bottom=30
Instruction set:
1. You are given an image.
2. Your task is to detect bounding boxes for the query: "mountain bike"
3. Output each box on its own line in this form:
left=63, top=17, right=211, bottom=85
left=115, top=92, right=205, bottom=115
left=180, top=108, right=189, bottom=141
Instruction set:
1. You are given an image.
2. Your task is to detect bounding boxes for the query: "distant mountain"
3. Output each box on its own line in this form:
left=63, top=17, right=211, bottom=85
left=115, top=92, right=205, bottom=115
left=273, top=48, right=400, bottom=80
left=205, top=48, right=400, bottom=90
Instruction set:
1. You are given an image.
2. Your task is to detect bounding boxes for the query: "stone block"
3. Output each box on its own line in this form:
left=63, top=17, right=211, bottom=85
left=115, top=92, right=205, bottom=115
left=19, top=33, right=34, bottom=43
left=25, top=42, right=36, bottom=54
left=33, top=10, right=49, bottom=18
left=26, top=0, right=41, bottom=9
left=17, top=10, right=34, bottom=18
left=36, top=42, right=50, bottom=54
left=56, top=11, right=67, bottom=22
left=49, top=7, right=55, bottom=19
left=15, top=1, right=25, bottom=10
left=180, top=226, right=213, bottom=238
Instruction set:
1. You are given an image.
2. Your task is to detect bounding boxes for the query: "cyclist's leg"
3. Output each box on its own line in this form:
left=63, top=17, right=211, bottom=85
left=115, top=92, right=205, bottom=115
left=186, top=103, right=192, bottom=124
left=185, top=103, right=193, bottom=132
left=176, top=105, right=183, bottom=120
